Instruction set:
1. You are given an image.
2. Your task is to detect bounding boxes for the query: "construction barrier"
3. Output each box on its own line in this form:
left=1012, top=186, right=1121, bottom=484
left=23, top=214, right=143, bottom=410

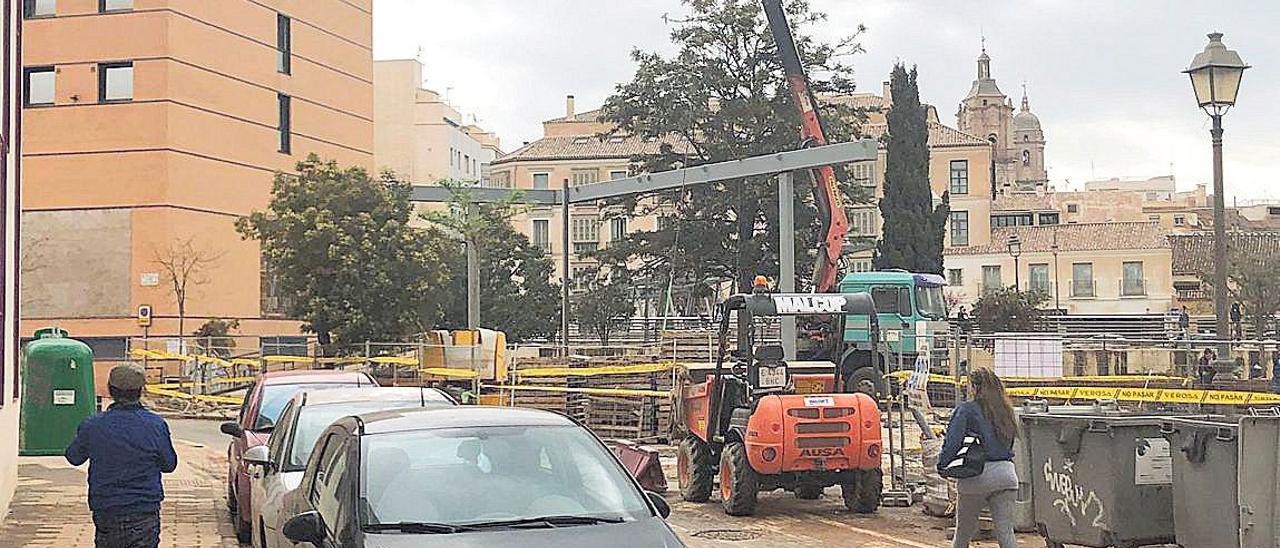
left=1005, top=385, right=1280, bottom=406
left=886, top=370, right=1190, bottom=386
left=514, top=362, right=676, bottom=379
left=144, top=384, right=243, bottom=405
left=484, top=384, right=671, bottom=398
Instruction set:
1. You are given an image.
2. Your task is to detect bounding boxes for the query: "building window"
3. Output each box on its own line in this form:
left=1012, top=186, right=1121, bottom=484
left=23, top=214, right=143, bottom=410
left=1173, top=215, right=1186, bottom=226
left=23, top=66, right=55, bottom=106
left=1028, top=263, right=1049, bottom=292
left=982, top=265, right=1002, bottom=293
left=571, top=169, right=598, bottom=186
left=490, top=171, right=511, bottom=189
left=1038, top=212, right=1059, bottom=225
left=570, top=216, right=599, bottom=253
left=609, top=217, right=627, bottom=242
left=277, top=94, right=291, bottom=154
left=531, top=220, right=550, bottom=253
left=99, top=0, right=130, bottom=12
left=464, top=154, right=471, bottom=175
left=947, top=268, right=963, bottom=287
left=532, top=173, right=549, bottom=190
left=1122, top=261, right=1145, bottom=296
left=1071, top=262, right=1094, bottom=298
left=609, top=170, right=628, bottom=181
left=850, top=208, right=877, bottom=237
left=850, top=161, right=876, bottom=188
left=949, top=160, right=969, bottom=194
left=1066, top=203, right=1079, bottom=213
left=1021, top=149, right=1030, bottom=166
left=852, top=259, right=872, bottom=273
left=1148, top=215, right=1161, bottom=222
left=23, top=0, right=54, bottom=18
left=98, top=62, right=133, bottom=102
left=277, top=14, right=292, bottom=74
left=949, top=211, right=969, bottom=247
left=992, top=213, right=1034, bottom=227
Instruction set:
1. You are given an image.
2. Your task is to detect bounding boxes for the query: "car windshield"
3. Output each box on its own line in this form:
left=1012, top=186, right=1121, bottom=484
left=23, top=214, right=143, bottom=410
left=360, top=425, right=650, bottom=528
left=256, top=383, right=361, bottom=430
left=916, top=285, right=947, bottom=320
left=286, top=399, right=447, bottom=470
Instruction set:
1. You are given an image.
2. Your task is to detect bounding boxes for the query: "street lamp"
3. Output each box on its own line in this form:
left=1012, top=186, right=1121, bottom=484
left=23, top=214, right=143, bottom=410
left=1050, top=234, right=1061, bottom=311
left=1007, top=234, right=1022, bottom=289
left=1185, top=32, right=1248, bottom=353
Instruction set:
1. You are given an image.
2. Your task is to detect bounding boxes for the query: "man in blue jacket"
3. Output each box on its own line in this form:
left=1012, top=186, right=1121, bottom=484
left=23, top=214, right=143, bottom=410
left=66, top=364, right=178, bottom=548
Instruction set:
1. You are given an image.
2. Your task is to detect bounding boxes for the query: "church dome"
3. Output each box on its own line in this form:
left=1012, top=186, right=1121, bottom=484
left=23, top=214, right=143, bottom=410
left=1013, top=94, right=1041, bottom=131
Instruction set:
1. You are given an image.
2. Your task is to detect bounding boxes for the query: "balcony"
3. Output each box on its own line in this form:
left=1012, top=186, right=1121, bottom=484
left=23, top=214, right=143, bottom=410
left=1070, top=280, right=1096, bottom=299
left=1120, top=278, right=1147, bottom=297
left=1025, top=280, right=1054, bottom=294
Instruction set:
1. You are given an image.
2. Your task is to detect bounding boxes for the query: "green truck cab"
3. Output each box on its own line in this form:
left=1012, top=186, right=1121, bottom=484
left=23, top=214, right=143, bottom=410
left=838, top=270, right=950, bottom=392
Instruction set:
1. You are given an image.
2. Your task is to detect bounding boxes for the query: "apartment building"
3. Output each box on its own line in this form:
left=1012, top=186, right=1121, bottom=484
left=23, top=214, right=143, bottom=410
left=0, top=0, right=21, bottom=519
left=374, top=58, right=500, bottom=185
left=487, top=96, right=688, bottom=286
left=19, top=0, right=373, bottom=344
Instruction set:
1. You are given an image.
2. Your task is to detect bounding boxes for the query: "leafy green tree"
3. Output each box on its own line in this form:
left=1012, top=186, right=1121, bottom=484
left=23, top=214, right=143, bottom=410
left=573, top=267, right=636, bottom=347
left=874, top=64, right=949, bottom=273
left=971, top=288, right=1048, bottom=333
left=1196, top=241, right=1280, bottom=338
left=596, top=0, right=868, bottom=295
left=422, top=183, right=561, bottom=342
left=236, top=155, right=448, bottom=353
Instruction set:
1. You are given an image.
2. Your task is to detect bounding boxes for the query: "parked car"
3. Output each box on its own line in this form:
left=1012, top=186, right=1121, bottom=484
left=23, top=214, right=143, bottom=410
left=245, top=386, right=456, bottom=548
left=278, top=406, right=685, bottom=547
left=220, top=369, right=377, bottom=542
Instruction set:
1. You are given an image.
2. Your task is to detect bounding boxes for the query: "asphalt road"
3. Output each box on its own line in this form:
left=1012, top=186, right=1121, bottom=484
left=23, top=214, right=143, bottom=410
left=169, top=417, right=232, bottom=450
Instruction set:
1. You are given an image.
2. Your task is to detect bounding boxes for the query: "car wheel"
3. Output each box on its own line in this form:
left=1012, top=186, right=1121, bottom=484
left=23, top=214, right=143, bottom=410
left=841, top=468, right=882, bottom=513
left=259, top=517, right=269, bottom=548
left=719, top=441, right=757, bottom=516
left=677, top=435, right=715, bottom=503
left=235, top=510, right=252, bottom=543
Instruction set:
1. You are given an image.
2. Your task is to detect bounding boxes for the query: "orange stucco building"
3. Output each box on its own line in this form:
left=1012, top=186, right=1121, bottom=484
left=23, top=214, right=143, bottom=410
left=18, top=0, right=372, bottom=346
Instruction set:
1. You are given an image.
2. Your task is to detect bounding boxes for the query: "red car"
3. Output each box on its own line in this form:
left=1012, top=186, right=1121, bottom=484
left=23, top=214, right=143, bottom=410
left=219, top=369, right=376, bottom=542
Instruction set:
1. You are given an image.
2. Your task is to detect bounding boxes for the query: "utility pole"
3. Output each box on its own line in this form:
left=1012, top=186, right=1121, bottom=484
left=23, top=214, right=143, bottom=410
left=561, top=177, right=571, bottom=358
left=1210, top=113, right=1229, bottom=359
left=465, top=202, right=479, bottom=329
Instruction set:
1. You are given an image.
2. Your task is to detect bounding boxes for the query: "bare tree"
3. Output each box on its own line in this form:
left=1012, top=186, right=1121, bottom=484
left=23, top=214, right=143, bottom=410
left=152, top=238, right=221, bottom=351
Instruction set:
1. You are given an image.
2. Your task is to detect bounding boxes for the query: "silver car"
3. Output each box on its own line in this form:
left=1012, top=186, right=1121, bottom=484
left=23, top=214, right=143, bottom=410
left=243, top=386, right=455, bottom=548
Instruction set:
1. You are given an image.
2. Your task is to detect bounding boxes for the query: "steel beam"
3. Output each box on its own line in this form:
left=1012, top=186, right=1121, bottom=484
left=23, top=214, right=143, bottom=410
left=408, top=186, right=561, bottom=205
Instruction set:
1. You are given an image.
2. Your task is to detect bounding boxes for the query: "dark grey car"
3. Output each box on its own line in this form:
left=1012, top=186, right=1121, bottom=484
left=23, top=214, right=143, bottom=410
left=280, top=406, right=685, bottom=547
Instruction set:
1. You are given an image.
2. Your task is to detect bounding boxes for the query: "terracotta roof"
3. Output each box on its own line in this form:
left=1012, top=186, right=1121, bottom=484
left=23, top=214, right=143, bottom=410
left=492, top=133, right=695, bottom=164
left=992, top=193, right=1057, bottom=211
left=946, top=222, right=1170, bottom=256
left=542, top=108, right=604, bottom=124
left=1170, top=231, right=1280, bottom=275
left=825, top=93, right=890, bottom=110
left=862, top=121, right=988, bottom=148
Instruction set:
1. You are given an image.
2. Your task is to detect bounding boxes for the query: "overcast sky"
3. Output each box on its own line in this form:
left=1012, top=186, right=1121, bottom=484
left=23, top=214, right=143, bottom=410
left=373, top=0, right=1278, bottom=200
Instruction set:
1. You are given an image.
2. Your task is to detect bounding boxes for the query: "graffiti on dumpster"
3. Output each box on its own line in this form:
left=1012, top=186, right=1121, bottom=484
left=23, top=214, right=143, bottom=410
left=1042, top=457, right=1106, bottom=529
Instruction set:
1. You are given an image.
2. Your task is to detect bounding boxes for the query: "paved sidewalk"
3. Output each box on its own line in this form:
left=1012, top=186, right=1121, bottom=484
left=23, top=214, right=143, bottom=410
left=0, top=440, right=239, bottom=547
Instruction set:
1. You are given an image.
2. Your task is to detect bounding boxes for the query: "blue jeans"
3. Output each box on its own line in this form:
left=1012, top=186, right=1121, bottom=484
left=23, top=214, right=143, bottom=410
left=93, top=511, right=160, bottom=548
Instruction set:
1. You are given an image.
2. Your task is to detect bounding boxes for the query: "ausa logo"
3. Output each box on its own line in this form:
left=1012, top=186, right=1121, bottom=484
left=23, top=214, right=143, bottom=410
left=774, top=295, right=846, bottom=314
left=798, top=447, right=845, bottom=457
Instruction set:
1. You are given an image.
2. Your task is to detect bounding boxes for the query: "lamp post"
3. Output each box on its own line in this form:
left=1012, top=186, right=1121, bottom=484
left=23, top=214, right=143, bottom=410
left=1185, top=32, right=1248, bottom=357
left=1050, top=234, right=1061, bottom=311
left=1007, top=234, right=1022, bottom=290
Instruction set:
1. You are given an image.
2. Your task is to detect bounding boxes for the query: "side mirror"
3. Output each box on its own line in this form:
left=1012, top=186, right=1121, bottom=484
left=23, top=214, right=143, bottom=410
left=243, top=444, right=273, bottom=472
left=220, top=421, right=243, bottom=438
left=646, top=491, right=671, bottom=519
left=282, top=510, right=326, bottom=545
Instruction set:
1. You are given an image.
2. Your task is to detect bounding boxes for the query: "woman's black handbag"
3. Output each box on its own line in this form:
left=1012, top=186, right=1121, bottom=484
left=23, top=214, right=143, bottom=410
left=938, top=433, right=988, bottom=479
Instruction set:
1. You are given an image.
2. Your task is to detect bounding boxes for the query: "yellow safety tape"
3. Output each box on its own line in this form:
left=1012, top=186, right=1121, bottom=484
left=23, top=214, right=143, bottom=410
left=145, top=385, right=243, bottom=405
left=262, top=355, right=313, bottom=363
left=1007, top=386, right=1280, bottom=406
left=886, top=371, right=1189, bottom=386
left=369, top=356, right=419, bottom=366
left=231, top=358, right=260, bottom=367
left=421, top=367, right=480, bottom=379
left=483, top=384, right=671, bottom=398
left=515, top=363, right=675, bottom=378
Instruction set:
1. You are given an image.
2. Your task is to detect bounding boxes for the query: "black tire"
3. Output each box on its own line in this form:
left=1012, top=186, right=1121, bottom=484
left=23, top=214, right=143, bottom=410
left=846, top=365, right=883, bottom=398
left=1043, top=540, right=1065, bottom=548
left=719, top=441, right=758, bottom=516
left=677, top=435, right=715, bottom=503
left=259, top=518, right=269, bottom=548
left=794, top=483, right=823, bottom=500
left=235, top=514, right=253, bottom=544
left=841, top=468, right=882, bottom=513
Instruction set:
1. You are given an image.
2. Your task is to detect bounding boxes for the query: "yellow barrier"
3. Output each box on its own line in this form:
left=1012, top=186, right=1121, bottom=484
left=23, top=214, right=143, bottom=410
left=886, top=371, right=1189, bottom=386
left=145, top=385, right=244, bottom=405
left=514, top=363, right=675, bottom=379
left=370, top=356, right=419, bottom=366
left=421, top=367, right=479, bottom=379
left=1006, top=386, right=1280, bottom=406
left=483, top=384, right=671, bottom=398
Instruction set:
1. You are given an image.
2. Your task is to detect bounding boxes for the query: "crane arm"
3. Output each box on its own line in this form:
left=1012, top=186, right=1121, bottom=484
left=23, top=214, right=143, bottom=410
left=762, top=0, right=848, bottom=293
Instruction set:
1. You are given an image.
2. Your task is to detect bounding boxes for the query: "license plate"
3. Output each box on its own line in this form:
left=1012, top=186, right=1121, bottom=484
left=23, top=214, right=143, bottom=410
left=803, top=396, right=835, bottom=407
left=758, top=366, right=787, bottom=388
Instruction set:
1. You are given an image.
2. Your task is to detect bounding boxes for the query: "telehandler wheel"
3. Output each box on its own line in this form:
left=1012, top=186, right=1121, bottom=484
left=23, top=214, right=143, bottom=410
left=841, top=468, right=883, bottom=513
left=793, top=483, right=823, bottom=500
left=719, top=442, right=758, bottom=516
left=845, top=365, right=883, bottom=398
left=677, top=435, right=715, bottom=502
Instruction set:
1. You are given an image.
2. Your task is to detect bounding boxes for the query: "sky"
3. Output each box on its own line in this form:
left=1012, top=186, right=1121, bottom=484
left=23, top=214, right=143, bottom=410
left=373, top=0, right=1279, bottom=200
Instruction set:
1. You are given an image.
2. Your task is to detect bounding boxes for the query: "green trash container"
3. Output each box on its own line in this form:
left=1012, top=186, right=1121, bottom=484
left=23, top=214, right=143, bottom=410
left=1159, top=416, right=1238, bottom=548
left=1023, top=414, right=1176, bottom=548
left=20, top=327, right=96, bottom=456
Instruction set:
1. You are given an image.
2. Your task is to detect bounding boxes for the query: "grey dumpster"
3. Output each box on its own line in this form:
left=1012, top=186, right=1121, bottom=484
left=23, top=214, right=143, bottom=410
left=1023, top=414, right=1175, bottom=548
left=1238, top=415, right=1280, bottom=548
left=1011, top=400, right=1123, bottom=533
left=1160, top=417, right=1237, bottom=548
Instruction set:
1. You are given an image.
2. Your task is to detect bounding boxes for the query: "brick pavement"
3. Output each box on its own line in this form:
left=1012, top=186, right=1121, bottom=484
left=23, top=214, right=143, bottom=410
left=0, top=440, right=241, bottom=547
